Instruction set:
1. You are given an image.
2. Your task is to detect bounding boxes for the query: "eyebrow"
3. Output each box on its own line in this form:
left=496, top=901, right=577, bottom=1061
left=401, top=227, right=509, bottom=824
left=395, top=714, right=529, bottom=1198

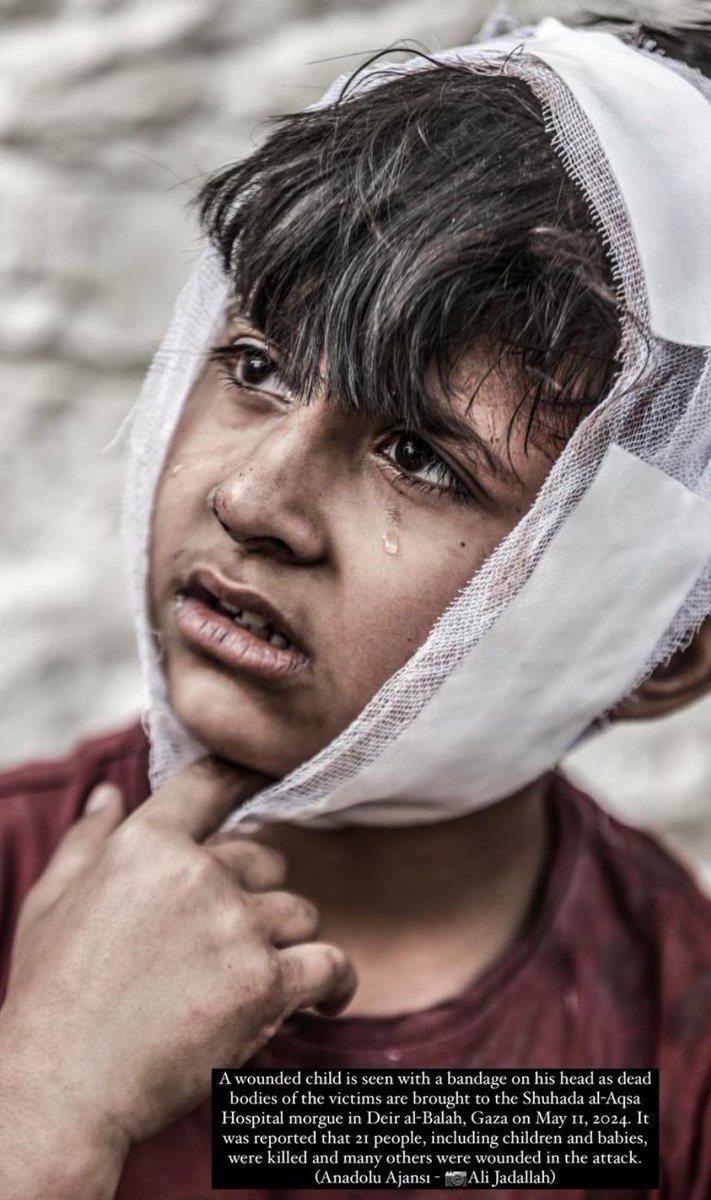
left=225, top=299, right=255, bottom=331
left=420, top=402, right=523, bottom=490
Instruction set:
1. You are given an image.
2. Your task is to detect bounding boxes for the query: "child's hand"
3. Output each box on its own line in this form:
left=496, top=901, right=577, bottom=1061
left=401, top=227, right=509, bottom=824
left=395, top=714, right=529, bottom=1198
left=0, top=760, right=355, bottom=1196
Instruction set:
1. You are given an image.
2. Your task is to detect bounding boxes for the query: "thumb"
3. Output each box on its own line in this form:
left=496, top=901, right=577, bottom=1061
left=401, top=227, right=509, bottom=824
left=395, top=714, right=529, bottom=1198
left=33, top=783, right=125, bottom=907
left=85, top=781, right=124, bottom=817
left=138, top=757, right=270, bottom=843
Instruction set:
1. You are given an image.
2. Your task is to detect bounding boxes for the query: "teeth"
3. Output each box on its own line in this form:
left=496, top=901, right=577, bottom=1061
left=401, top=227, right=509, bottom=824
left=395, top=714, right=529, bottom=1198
left=228, top=604, right=294, bottom=652
left=214, top=598, right=292, bottom=649
left=269, top=632, right=290, bottom=649
left=218, top=599, right=241, bottom=616
left=234, top=608, right=270, bottom=636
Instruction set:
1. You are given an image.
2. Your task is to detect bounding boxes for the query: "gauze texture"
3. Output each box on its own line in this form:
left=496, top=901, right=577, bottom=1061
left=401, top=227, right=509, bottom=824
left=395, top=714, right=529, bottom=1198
left=124, top=19, right=711, bottom=827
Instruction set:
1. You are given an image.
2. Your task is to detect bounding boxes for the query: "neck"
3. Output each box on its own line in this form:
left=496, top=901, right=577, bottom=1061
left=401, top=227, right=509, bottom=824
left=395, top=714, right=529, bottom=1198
left=255, top=776, right=552, bottom=1017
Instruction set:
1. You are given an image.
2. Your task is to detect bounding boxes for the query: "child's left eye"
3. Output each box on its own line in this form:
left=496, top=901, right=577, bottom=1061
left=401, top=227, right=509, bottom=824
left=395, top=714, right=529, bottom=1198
left=377, top=432, right=471, bottom=503
left=210, top=338, right=284, bottom=394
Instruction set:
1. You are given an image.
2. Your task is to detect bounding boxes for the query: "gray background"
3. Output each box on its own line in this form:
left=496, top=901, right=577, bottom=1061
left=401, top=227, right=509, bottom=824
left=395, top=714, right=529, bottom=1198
left=1, top=0, right=709, bottom=888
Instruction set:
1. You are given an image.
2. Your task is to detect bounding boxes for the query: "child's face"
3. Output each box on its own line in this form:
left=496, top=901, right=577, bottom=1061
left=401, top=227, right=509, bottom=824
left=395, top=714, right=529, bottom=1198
left=149, top=313, right=556, bottom=777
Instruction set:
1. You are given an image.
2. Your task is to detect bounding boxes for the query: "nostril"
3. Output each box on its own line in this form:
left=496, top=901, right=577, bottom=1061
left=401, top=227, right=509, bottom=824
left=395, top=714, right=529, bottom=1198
left=207, top=487, right=220, bottom=519
left=242, top=535, right=298, bottom=561
left=207, top=487, right=233, bottom=537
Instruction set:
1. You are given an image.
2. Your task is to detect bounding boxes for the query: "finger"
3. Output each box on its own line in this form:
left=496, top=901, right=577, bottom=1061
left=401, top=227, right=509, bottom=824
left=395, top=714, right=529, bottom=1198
left=278, top=943, right=357, bottom=1016
left=134, top=758, right=270, bottom=842
left=250, top=891, right=320, bottom=947
left=31, top=783, right=125, bottom=906
left=209, top=837, right=287, bottom=891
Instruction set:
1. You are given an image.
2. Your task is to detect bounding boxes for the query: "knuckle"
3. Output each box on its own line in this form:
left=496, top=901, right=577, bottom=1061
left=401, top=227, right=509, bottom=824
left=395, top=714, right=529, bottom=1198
left=331, top=944, right=350, bottom=976
left=227, top=837, right=263, bottom=866
left=291, top=895, right=319, bottom=931
left=260, top=1020, right=281, bottom=1042
left=206, top=829, right=240, bottom=850
left=256, top=842, right=287, bottom=873
left=274, top=891, right=319, bottom=930
left=215, top=888, right=251, bottom=942
left=235, top=839, right=286, bottom=880
left=321, top=943, right=348, bottom=983
left=183, top=845, right=224, bottom=891
left=276, top=952, right=302, bottom=1000
left=264, top=947, right=284, bottom=992
left=245, top=945, right=285, bottom=1007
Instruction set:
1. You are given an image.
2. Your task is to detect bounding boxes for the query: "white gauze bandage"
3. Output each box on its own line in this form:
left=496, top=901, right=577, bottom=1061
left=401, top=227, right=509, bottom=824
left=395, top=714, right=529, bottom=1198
left=124, top=18, right=711, bottom=828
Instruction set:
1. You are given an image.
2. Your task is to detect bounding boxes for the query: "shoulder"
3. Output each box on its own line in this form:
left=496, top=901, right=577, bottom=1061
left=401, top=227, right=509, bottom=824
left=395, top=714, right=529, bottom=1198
left=550, top=772, right=710, bottom=1051
left=0, top=720, right=150, bottom=794
left=555, top=772, right=711, bottom=955
left=552, top=776, right=711, bottom=1196
left=0, top=721, right=150, bottom=836
left=553, top=772, right=711, bottom=1016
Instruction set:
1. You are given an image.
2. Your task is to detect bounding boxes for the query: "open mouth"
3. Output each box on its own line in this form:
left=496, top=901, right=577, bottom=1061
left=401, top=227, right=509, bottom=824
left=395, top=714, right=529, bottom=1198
left=185, top=584, right=295, bottom=650
left=172, top=569, right=308, bottom=681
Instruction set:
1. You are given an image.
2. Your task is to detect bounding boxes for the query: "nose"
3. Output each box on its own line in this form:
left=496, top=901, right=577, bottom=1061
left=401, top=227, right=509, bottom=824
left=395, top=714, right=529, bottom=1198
left=207, top=415, right=333, bottom=565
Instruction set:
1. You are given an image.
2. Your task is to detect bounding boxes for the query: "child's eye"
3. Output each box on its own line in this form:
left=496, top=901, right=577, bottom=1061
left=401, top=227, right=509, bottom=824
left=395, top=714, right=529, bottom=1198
left=377, top=432, right=471, bottom=503
left=209, top=338, right=284, bottom=394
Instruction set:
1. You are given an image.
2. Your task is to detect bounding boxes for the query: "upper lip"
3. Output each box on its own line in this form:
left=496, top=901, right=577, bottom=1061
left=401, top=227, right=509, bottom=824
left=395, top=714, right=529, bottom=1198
left=179, top=565, right=309, bottom=657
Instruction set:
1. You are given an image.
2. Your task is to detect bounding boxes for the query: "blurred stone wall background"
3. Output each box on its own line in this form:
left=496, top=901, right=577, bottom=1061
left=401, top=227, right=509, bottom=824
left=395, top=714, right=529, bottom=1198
left=1, top=0, right=709, bottom=889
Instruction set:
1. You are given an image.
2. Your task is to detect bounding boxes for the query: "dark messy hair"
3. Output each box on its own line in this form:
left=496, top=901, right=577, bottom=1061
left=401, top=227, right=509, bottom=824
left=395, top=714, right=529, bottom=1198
left=197, top=59, right=621, bottom=449
left=582, top=13, right=711, bottom=78
left=197, top=19, right=711, bottom=446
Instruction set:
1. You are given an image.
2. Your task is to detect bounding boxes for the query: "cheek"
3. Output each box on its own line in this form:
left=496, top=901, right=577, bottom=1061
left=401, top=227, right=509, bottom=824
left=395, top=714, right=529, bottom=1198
left=149, top=473, right=196, bottom=600
left=327, top=512, right=496, bottom=700
left=149, top=439, right=226, bottom=581
left=148, top=478, right=218, bottom=642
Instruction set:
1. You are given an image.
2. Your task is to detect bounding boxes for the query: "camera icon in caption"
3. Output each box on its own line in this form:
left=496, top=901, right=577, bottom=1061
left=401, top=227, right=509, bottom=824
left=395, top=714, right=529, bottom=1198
left=445, top=1171, right=467, bottom=1187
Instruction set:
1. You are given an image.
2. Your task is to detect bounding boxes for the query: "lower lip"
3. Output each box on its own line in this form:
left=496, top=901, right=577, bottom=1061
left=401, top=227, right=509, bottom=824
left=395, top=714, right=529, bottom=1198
left=174, top=595, right=308, bottom=682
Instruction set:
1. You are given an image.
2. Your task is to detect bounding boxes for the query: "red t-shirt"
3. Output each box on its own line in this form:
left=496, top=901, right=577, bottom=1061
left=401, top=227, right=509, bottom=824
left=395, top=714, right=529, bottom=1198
left=0, top=723, right=709, bottom=1200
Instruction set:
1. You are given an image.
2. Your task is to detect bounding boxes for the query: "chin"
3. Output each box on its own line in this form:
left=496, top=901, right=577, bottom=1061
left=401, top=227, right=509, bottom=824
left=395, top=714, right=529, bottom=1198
left=166, top=658, right=318, bottom=778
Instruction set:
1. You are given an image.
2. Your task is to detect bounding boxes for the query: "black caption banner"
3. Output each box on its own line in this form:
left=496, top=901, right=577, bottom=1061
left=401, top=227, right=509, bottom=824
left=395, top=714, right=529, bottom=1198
left=212, top=1067, right=659, bottom=1190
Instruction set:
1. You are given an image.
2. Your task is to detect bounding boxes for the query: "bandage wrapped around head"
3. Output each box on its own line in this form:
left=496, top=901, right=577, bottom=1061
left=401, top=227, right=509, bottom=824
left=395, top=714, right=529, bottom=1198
left=124, top=17, right=711, bottom=827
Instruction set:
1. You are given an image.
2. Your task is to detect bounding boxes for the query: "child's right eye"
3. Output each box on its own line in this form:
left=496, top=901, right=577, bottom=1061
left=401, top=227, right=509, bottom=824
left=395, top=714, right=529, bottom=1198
left=209, top=338, right=284, bottom=395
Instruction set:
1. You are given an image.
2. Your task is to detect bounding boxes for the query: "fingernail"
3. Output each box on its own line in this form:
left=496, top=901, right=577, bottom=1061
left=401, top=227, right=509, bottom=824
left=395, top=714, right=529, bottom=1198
left=85, top=783, right=120, bottom=814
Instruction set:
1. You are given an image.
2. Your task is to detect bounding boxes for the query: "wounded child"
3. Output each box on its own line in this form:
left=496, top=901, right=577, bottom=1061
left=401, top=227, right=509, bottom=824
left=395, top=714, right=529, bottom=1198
left=1, top=10, right=711, bottom=1200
